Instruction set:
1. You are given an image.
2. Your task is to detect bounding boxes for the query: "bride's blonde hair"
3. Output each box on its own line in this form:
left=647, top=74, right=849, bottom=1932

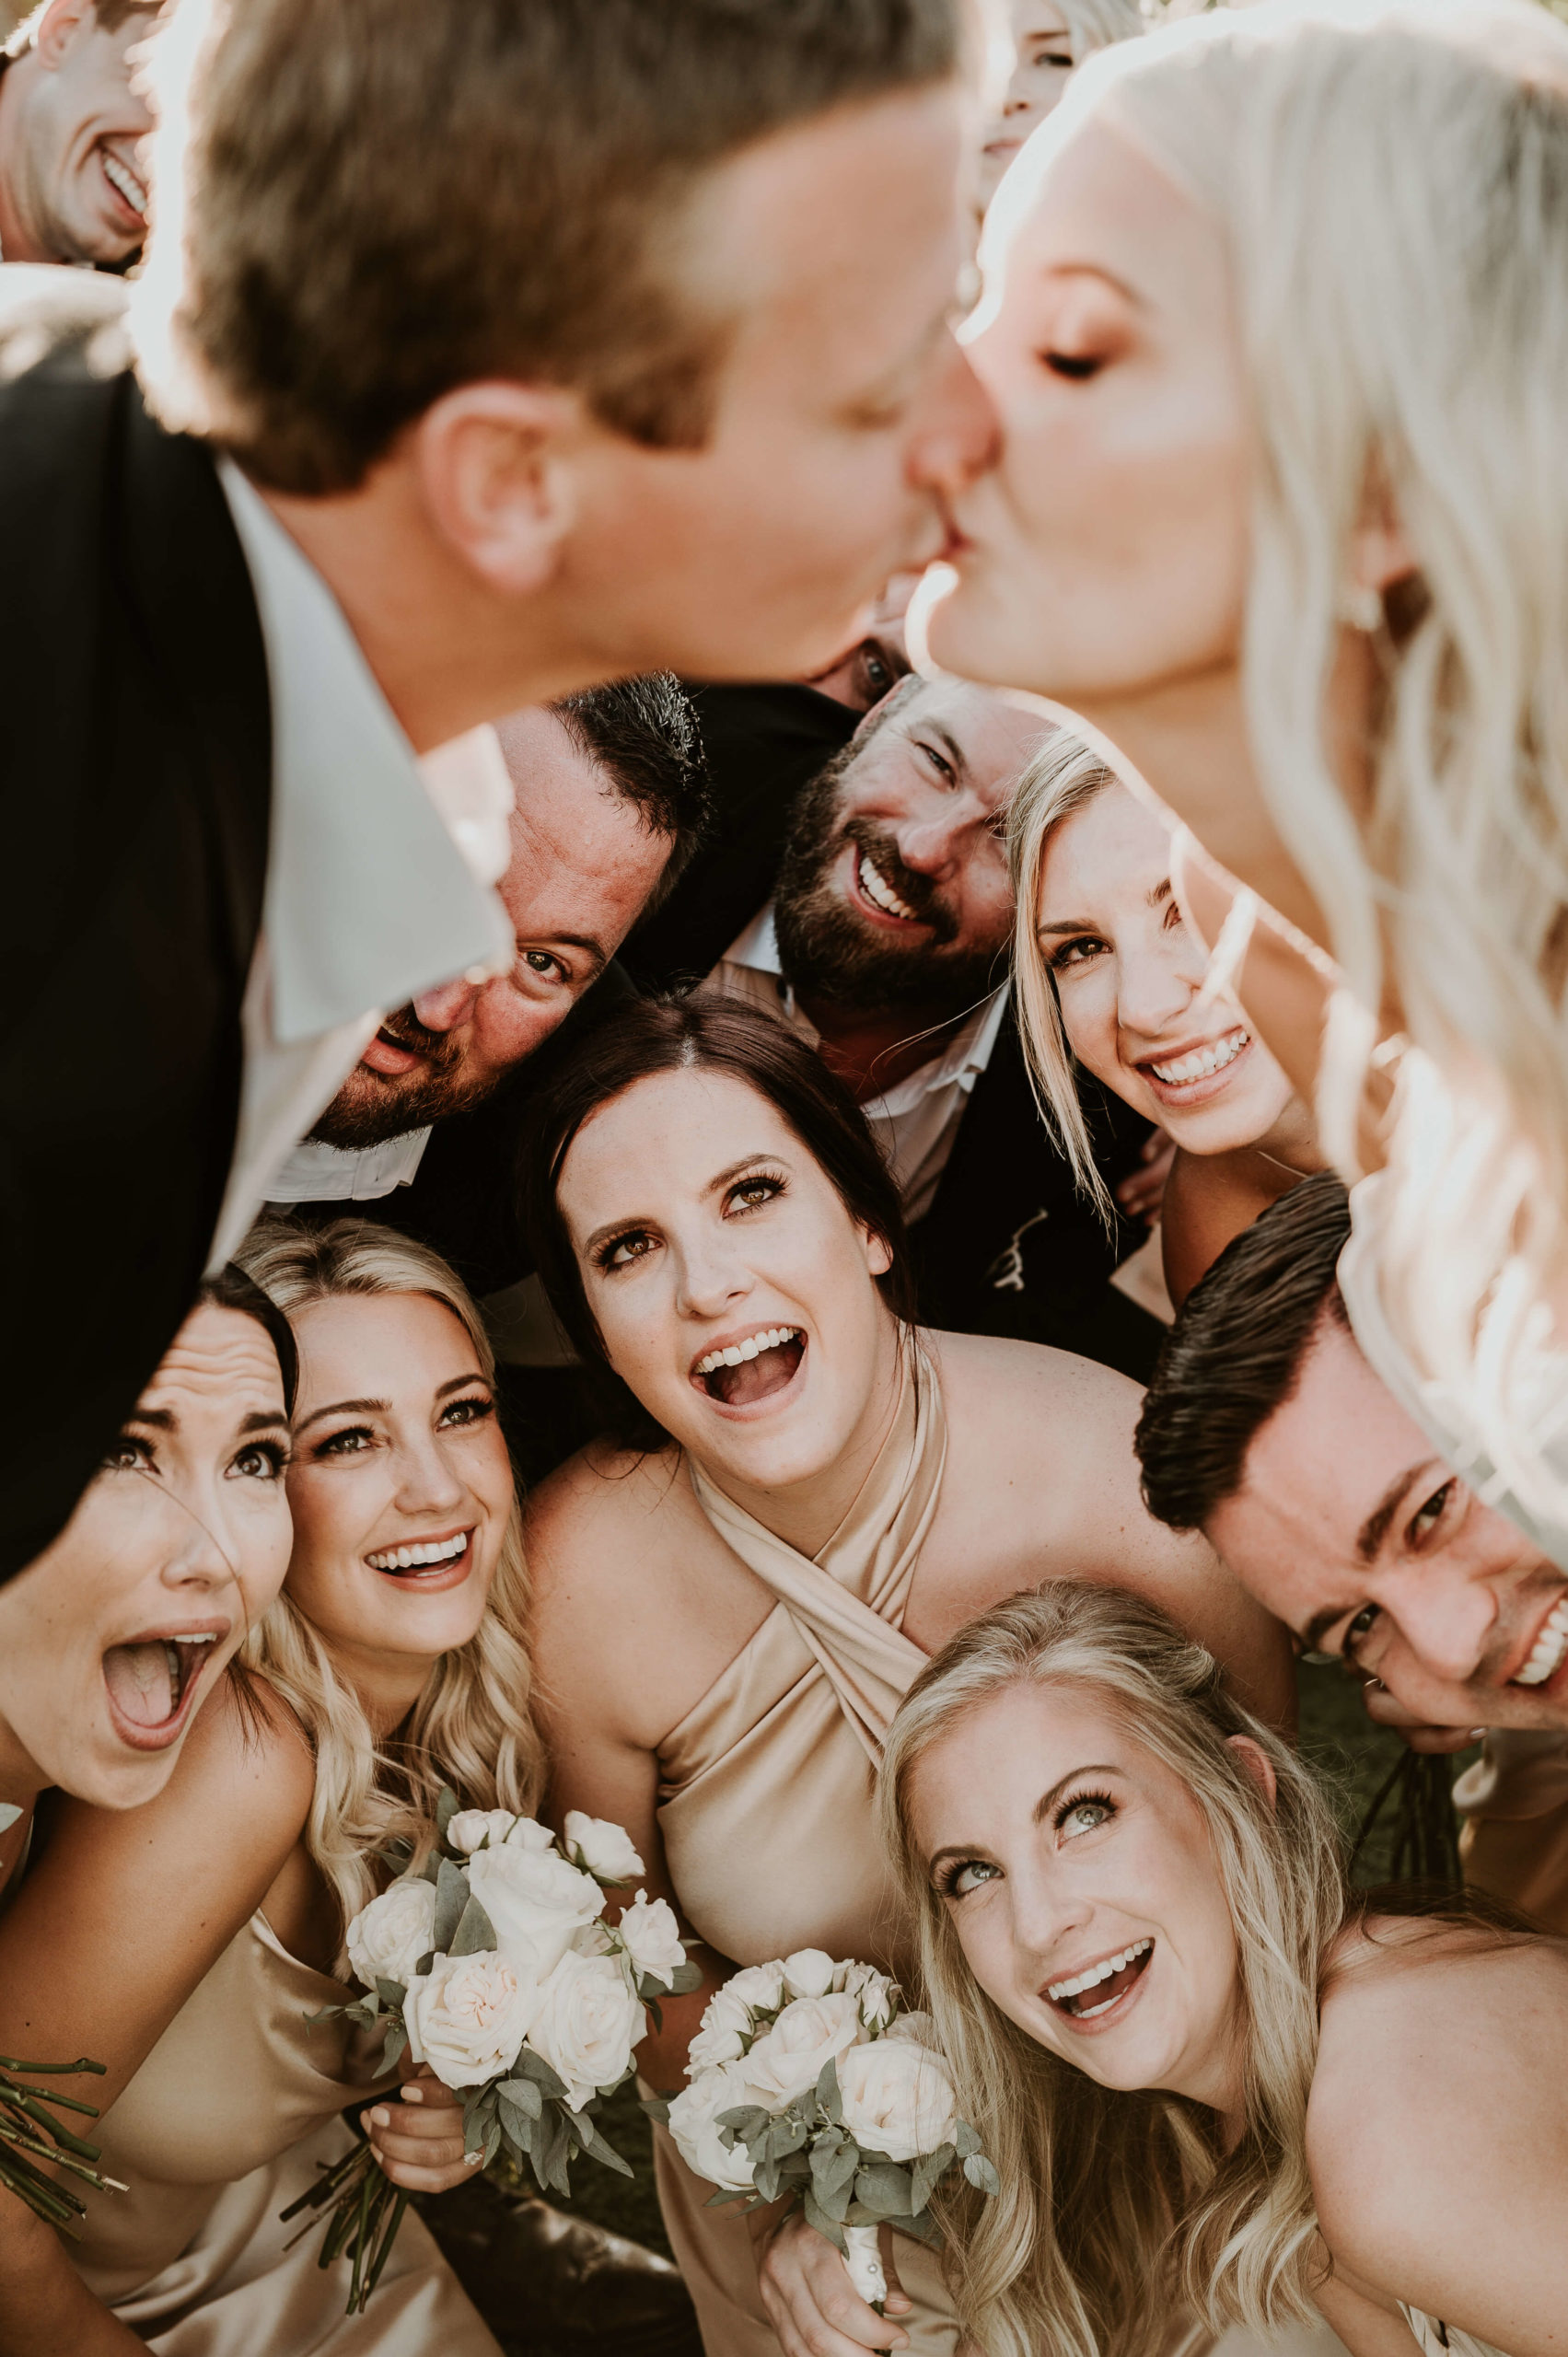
left=1007, top=729, right=1121, bottom=1217
left=237, top=1220, right=543, bottom=1968
left=1019, top=0, right=1568, bottom=1529
left=880, top=1584, right=1346, bottom=2357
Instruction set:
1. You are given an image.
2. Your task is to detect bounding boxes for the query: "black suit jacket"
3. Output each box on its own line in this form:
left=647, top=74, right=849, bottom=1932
left=627, top=682, right=1164, bottom=1382
left=0, top=285, right=271, bottom=1576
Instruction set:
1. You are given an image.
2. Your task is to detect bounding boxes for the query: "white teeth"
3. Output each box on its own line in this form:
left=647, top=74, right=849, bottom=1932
left=169, top=1632, right=218, bottom=1644
left=695, top=1327, right=800, bottom=1378
left=857, top=853, right=919, bottom=923
left=1047, top=1937, right=1152, bottom=2003
left=1149, top=1028, right=1249, bottom=1087
left=100, top=151, right=146, bottom=215
left=366, top=1532, right=469, bottom=1573
left=1513, top=1596, right=1568, bottom=1687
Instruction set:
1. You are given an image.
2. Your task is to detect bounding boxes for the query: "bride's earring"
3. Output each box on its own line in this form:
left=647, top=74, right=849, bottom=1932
left=1335, top=580, right=1383, bottom=633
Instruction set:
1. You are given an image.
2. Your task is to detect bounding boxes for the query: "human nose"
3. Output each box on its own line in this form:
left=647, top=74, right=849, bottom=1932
left=411, top=977, right=480, bottom=1031
left=392, top=1428, right=469, bottom=1521
left=1005, top=1853, right=1092, bottom=1968
left=1117, top=939, right=1199, bottom=1043
left=895, top=807, right=967, bottom=881
left=1386, top=1563, right=1500, bottom=1687
left=671, top=1227, right=753, bottom=1326
left=910, top=338, right=999, bottom=508
left=157, top=1488, right=241, bottom=1598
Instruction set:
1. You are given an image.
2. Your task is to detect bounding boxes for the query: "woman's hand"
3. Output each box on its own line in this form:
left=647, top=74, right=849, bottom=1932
left=364, top=2066, right=482, bottom=2195
left=756, top=2209, right=912, bottom=2356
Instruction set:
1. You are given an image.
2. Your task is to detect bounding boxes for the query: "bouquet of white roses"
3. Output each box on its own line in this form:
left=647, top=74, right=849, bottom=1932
left=648, top=1948, right=998, bottom=2313
left=285, top=1791, right=699, bottom=2314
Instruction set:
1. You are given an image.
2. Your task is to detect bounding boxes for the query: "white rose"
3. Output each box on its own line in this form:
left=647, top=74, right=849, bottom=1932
left=885, top=2010, right=938, bottom=2049
left=724, top=1960, right=785, bottom=2015
left=526, top=1950, right=645, bottom=2111
left=466, top=1842, right=605, bottom=1986
left=667, top=2062, right=761, bottom=2191
left=563, top=1811, right=645, bottom=1881
left=344, top=1876, right=438, bottom=1991
left=447, top=1807, right=518, bottom=1854
left=781, top=1947, right=837, bottom=2001
left=841, top=1961, right=897, bottom=2028
left=402, top=1949, right=533, bottom=2089
left=619, top=1893, right=685, bottom=1990
left=835, top=2037, right=959, bottom=2165
left=504, top=1817, right=557, bottom=1852
left=743, top=1992, right=862, bottom=2109
left=687, top=1986, right=749, bottom=2071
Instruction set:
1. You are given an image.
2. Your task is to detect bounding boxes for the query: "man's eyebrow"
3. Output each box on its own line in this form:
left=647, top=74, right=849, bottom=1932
left=912, top=720, right=970, bottom=784
left=519, top=931, right=608, bottom=978
left=1355, top=1462, right=1436, bottom=1565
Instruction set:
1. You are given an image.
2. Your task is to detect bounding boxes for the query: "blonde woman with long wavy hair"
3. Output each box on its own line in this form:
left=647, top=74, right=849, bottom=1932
left=0, top=1219, right=540, bottom=2355
left=925, top=0, right=1568, bottom=1597
left=1008, top=729, right=1321, bottom=1304
left=881, top=1583, right=1568, bottom=2357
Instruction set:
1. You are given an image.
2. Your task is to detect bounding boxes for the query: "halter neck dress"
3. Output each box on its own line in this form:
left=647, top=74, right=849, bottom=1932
left=69, top=1909, right=500, bottom=2354
left=651, top=1343, right=961, bottom=2356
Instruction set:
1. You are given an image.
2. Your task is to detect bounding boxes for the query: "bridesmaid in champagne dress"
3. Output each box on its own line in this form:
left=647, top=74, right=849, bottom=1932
left=0, top=1222, right=541, bottom=2354
left=520, top=995, right=1293, bottom=2357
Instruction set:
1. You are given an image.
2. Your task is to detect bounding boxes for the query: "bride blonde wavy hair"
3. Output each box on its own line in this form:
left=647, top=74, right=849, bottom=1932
left=880, top=1583, right=1346, bottom=2357
left=237, top=1220, right=543, bottom=1969
left=1028, top=0, right=1568, bottom=1532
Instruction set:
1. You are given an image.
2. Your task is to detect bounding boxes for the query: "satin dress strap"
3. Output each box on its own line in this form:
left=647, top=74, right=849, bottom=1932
left=684, top=1340, right=944, bottom=1767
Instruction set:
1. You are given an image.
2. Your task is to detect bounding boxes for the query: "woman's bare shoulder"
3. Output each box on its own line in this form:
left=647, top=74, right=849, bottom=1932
left=1309, top=1921, right=1568, bottom=2265
left=524, top=1438, right=697, bottom=1595
left=925, top=1327, right=1144, bottom=1429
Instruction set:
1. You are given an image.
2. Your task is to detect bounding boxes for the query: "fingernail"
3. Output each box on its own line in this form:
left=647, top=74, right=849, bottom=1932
left=466, top=2151, right=482, bottom=2166
left=368, top=2108, right=389, bottom=2128
left=1470, top=1728, right=1487, bottom=1741
left=401, top=2085, right=423, bottom=2103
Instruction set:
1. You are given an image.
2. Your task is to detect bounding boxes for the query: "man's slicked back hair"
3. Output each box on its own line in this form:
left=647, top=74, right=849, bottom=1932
left=148, top=0, right=966, bottom=493
left=1133, top=1171, right=1353, bottom=1533
left=552, top=675, right=712, bottom=911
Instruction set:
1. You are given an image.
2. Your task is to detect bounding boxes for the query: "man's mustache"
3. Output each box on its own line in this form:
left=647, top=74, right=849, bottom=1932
left=840, top=821, right=958, bottom=944
left=370, top=1004, right=462, bottom=1073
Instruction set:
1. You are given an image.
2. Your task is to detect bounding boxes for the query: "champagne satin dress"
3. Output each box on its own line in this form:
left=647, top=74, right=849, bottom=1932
left=70, top=1910, right=500, bottom=2354
left=651, top=1346, right=960, bottom=2357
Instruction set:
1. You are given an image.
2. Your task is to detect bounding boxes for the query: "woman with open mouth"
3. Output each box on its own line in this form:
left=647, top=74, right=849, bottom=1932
left=519, top=992, right=1291, bottom=2356
left=0, top=1263, right=296, bottom=1886
left=883, top=1581, right=1568, bottom=2357
left=0, top=1222, right=535, bottom=2354
left=1010, top=731, right=1323, bottom=1307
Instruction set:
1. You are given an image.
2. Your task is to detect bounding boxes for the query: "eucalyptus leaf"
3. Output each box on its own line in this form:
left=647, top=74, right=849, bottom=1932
left=768, top=2115, right=809, bottom=2159
left=641, top=2096, right=672, bottom=2127
left=854, top=2161, right=914, bottom=2218
left=963, top=2153, right=1001, bottom=2198
left=432, top=1857, right=470, bottom=1954
left=0, top=1805, right=20, bottom=1834
left=898, top=2207, right=945, bottom=2250
left=436, top=1786, right=461, bottom=1840
left=413, top=1950, right=436, bottom=1978
left=514, top=2049, right=569, bottom=2102
left=910, top=2141, right=955, bottom=2214
left=575, top=2117, right=633, bottom=2178
left=668, top=1960, right=703, bottom=1995
left=495, top=2076, right=543, bottom=2120
left=717, top=2103, right=772, bottom=2156
left=802, top=2189, right=848, bottom=2252
left=753, top=2155, right=782, bottom=2204
left=703, top=2186, right=756, bottom=2209
left=541, top=2109, right=572, bottom=2198
left=382, top=2026, right=408, bottom=2071
left=448, top=1894, right=498, bottom=1958
left=953, top=2119, right=981, bottom=2162
left=811, top=2134, right=859, bottom=2200
left=374, top=1979, right=407, bottom=2010
left=642, top=1994, right=664, bottom=2036
left=815, top=2055, right=843, bottom=2127
left=303, top=2005, right=347, bottom=2030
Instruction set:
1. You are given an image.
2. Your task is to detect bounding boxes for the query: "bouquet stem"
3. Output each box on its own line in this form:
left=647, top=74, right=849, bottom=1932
left=842, top=2222, right=887, bottom=2316
left=279, top=2137, right=409, bottom=2314
left=0, top=2059, right=122, bottom=2235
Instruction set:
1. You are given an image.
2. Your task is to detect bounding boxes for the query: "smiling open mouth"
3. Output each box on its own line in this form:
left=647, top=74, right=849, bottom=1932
left=1513, top=1595, right=1568, bottom=1688
left=366, top=1529, right=472, bottom=1579
left=1046, top=1938, right=1154, bottom=2022
left=691, top=1326, right=806, bottom=1409
left=1145, top=1028, right=1249, bottom=1089
left=102, top=1632, right=220, bottom=1740
left=100, top=148, right=147, bottom=221
left=856, top=851, right=923, bottom=923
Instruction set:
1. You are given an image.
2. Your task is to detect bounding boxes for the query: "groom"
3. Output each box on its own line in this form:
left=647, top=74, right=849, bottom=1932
left=0, top=0, right=993, bottom=1579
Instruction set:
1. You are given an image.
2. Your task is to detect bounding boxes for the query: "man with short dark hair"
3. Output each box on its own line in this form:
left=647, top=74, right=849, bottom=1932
left=1135, top=1170, right=1568, bottom=1926
left=0, top=0, right=157, bottom=264
left=269, top=677, right=709, bottom=1299
left=2, top=0, right=993, bottom=1577
left=631, top=672, right=1159, bottom=1370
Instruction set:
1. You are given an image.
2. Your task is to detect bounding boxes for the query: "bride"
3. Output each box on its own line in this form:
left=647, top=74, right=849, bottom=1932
left=520, top=990, right=1290, bottom=2355
left=882, top=1581, right=1568, bottom=2357
left=0, top=1222, right=539, bottom=2355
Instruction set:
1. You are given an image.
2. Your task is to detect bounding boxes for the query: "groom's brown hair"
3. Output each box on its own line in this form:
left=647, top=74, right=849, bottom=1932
left=154, top=0, right=966, bottom=495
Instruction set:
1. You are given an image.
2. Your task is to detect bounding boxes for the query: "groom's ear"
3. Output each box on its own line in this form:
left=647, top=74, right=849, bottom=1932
left=1225, top=1734, right=1277, bottom=1810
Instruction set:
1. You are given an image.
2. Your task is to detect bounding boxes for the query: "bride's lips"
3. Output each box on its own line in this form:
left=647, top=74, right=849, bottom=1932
left=101, top=1618, right=230, bottom=1753
left=364, top=1525, right=476, bottom=1594
left=1043, top=1937, right=1155, bottom=2036
left=1132, top=1026, right=1254, bottom=1111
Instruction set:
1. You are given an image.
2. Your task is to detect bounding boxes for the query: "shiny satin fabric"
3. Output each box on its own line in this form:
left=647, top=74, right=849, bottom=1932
left=70, top=1910, right=500, bottom=2353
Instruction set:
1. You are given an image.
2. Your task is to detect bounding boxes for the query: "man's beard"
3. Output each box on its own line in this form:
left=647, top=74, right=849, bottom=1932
left=772, top=759, right=1006, bottom=1023
left=308, top=1006, right=501, bottom=1150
